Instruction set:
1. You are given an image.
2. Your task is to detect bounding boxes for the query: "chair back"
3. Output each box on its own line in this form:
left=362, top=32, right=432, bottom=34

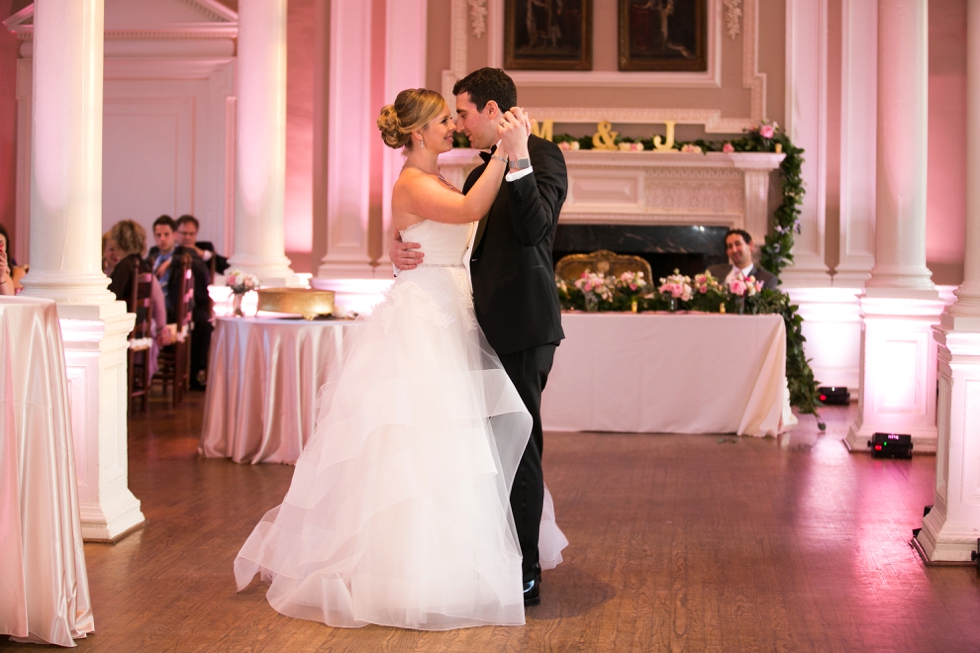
left=129, top=268, right=154, bottom=341
left=176, top=252, right=194, bottom=335
left=555, top=250, right=653, bottom=283
left=127, top=264, right=155, bottom=413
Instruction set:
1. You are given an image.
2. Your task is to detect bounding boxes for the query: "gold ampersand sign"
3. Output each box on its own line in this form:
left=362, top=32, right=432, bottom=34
left=592, top=121, right=618, bottom=150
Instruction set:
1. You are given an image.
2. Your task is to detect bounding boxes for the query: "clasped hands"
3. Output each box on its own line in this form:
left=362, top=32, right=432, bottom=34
left=390, top=107, right=532, bottom=271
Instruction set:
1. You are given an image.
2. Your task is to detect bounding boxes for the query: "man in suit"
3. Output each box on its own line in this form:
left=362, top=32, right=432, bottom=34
left=176, top=214, right=230, bottom=276
left=389, top=68, right=567, bottom=606
left=148, top=215, right=213, bottom=390
left=706, top=228, right=779, bottom=290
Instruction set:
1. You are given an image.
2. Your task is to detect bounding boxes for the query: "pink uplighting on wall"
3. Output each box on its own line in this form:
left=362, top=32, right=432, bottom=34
left=284, top=0, right=314, bottom=260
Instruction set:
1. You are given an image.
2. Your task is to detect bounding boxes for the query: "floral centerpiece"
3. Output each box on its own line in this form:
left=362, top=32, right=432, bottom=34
left=688, top=272, right=728, bottom=312
left=656, top=269, right=692, bottom=311
left=615, top=270, right=648, bottom=312
left=225, top=268, right=259, bottom=317
left=725, top=272, right=764, bottom=313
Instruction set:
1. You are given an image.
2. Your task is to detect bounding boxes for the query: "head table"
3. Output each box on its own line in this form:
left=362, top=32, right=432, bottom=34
left=541, top=312, right=792, bottom=437
left=199, top=316, right=358, bottom=464
left=0, top=297, right=94, bottom=646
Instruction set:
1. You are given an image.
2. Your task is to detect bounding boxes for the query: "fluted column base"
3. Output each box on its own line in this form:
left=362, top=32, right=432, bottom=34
left=914, top=328, right=980, bottom=561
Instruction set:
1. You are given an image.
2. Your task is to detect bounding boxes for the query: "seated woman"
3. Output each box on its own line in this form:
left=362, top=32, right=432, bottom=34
left=103, top=230, right=120, bottom=276
left=107, top=220, right=172, bottom=376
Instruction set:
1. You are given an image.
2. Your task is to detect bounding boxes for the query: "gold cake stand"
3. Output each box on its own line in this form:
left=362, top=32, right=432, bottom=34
left=255, top=287, right=336, bottom=320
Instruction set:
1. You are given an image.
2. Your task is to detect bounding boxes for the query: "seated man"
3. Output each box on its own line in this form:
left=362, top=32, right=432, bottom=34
left=147, top=215, right=181, bottom=314
left=176, top=214, right=229, bottom=277
left=148, top=215, right=213, bottom=390
left=706, top=229, right=778, bottom=290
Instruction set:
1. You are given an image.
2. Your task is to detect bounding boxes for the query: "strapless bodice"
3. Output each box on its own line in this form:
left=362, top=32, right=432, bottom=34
left=399, top=220, right=474, bottom=267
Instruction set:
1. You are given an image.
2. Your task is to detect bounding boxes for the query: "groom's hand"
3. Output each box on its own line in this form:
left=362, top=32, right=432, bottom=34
left=389, top=232, right=423, bottom=270
left=499, top=108, right=530, bottom=160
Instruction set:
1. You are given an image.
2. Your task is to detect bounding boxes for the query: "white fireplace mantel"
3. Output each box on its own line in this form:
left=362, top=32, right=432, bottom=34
left=437, top=149, right=785, bottom=244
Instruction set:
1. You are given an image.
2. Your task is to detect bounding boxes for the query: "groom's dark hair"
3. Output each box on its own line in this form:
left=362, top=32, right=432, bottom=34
left=452, top=68, right=517, bottom=113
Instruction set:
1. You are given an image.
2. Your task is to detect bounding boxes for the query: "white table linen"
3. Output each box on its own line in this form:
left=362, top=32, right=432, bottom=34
left=0, top=297, right=94, bottom=647
left=199, top=316, right=356, bottom=464
left=542, top=313, right=788, bottom=437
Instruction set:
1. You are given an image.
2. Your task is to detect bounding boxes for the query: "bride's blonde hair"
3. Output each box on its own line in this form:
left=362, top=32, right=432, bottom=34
left=377, top=88, right=446, bottom=150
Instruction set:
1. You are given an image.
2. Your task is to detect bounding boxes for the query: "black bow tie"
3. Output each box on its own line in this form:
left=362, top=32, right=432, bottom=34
left=478, top=145, right=498, bottom=163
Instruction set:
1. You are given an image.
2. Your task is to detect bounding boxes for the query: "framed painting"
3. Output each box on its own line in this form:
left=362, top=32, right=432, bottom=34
left=618, top=0, right=707, bottom=71
left=504, top=0, right=593, bottom=71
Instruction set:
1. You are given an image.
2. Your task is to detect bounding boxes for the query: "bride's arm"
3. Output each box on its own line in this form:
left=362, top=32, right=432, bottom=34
left=396, top=111, right=528, bottom=225
left=396, top=154, right=508, bottom=225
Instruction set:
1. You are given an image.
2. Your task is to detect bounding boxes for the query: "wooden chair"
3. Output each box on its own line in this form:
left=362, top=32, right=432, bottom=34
left=554, top=249, right=653, bottom=284
left=154, top=253, right=194, bottom=406
left=127, top=268, right=154, bottom=413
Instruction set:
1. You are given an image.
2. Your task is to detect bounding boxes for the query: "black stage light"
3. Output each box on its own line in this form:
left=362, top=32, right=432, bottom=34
left=868, top=432, right=913, bottom=459
left=818, top=386, right=850, bottom=405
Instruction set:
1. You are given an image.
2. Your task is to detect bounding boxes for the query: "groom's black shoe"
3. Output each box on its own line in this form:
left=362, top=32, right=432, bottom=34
left=523, top=573, right=541, bottom=607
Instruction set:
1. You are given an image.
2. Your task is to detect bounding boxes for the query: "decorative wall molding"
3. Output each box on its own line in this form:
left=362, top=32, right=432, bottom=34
left=2, top=0, right=238, bottom=40
left=13, top=55, right=236, bottom=258
left=724, top=0, right=743, bottom=39
left=443, top=0, right=765, bottom=133
left=468, top=0, right=488, bottom=38
left=519, top=106, right=756, bottom=135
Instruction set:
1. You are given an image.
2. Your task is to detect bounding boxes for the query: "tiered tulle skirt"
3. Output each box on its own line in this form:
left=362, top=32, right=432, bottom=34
left=235, top=266, right=560, bottom=630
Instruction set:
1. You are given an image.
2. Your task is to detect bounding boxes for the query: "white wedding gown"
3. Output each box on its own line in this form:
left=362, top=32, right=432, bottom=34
left=235, top=219, right=567, bottom=630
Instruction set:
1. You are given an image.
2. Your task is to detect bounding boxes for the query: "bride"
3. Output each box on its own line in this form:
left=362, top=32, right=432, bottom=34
left=234, top=88, right=564, bottom=630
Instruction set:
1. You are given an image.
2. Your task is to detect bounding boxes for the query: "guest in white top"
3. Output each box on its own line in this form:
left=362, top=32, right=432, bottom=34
left=706, top=228, right=778, bottom=290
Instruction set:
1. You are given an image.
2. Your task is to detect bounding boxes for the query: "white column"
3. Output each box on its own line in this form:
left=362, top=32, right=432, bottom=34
left=916, top=0, right=980, bottom=562
left=314, top=0, right=376, bottom=279
left=835, top=0, right=877, bottom=287
left=228, top=0, right=301, bottom=287
left=781, top=0, right=831, bottom=287
left=846, top=0, right=944, bottom=453
left=18, top=0, right=143, bottom=541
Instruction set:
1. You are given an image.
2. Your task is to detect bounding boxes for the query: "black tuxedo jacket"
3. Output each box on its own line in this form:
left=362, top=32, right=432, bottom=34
left=464, top=135, right=567, bottom=355
left=706, top=263, right=779, bottom=290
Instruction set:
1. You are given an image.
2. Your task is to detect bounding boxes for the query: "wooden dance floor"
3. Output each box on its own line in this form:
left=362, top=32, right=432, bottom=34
left=4, top=396, right=980, bottom=652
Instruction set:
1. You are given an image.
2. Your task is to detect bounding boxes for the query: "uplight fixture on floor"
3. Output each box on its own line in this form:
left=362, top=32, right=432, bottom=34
left=868, top=432, right=913, bottom=459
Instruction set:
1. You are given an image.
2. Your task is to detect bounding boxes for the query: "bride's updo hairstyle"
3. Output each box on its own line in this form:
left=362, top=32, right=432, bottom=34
left=377, top=88, right=446, bottom=149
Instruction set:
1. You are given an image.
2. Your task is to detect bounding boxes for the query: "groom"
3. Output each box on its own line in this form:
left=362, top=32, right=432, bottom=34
left=390, top=68, right=568, bottom=606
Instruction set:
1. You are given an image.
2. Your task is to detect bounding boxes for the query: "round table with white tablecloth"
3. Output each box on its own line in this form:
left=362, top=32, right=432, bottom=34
left=199, top=316, right=357, bottom=464
left=0, top=297, right=94, bottom=646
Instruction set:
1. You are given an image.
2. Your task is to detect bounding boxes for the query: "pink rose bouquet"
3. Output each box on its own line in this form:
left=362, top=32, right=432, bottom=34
left=225, top=269, right=259, bottom=295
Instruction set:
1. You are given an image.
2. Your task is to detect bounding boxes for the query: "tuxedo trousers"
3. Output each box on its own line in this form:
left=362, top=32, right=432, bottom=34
left=496, top=342, right=557, bottom=581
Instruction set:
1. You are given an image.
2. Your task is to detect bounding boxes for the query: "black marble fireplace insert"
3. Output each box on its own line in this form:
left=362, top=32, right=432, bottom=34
left=552, top=224, right=730, bottom=281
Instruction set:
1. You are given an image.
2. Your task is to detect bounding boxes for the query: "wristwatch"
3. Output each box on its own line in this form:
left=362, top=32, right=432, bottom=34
left=509, top=157, right=531, bottom=171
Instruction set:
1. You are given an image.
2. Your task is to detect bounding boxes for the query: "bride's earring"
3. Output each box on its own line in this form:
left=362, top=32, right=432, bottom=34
left=420, top=136, right=426, bottom=149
